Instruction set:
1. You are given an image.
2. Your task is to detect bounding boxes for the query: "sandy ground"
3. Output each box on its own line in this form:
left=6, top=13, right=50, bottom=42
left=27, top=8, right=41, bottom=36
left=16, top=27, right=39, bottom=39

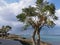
left=40, top=41, right=51, bottom=45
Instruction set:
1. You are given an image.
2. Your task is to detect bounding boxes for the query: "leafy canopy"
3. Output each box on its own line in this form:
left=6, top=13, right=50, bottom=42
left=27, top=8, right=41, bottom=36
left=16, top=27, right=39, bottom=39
left=16, top=0, right=58, bottom=30
left=0, top=25, right=12, bottom=33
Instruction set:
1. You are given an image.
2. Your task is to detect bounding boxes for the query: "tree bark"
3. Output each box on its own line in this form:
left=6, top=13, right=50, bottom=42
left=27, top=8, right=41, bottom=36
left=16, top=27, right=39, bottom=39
left=36, top=29, right=40, bottom=45
left=32, top=29, right=36, bottom=45
left=34, top=27, right=40, bottom=45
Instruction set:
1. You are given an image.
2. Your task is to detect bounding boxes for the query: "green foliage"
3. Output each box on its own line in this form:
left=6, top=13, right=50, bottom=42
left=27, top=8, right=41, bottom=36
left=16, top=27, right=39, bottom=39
left=6, top=25, right=12, bottom=29
left=16, top=13, right=26, bottom=22
left=47, top=19, right=55, bottom=28
left=16, top=0, right=58, bottom=30
left=53, top=16, right=58, bottom=20
left=36, top=0, right=43, bottom=4
left=49, top=3, right=55, bottom=14
left=0, top=25, right=12, bottom=33
left=22, top=6, right=36, bottom=16
left=42, top=3, right=55, bottom=14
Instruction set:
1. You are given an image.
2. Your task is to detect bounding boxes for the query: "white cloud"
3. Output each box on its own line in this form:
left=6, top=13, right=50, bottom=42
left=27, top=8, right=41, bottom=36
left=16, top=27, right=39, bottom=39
left=0, top=0, right=36, bottom=34
left=0, top=0, right=36, bottom=24
left=0, top=0, right=60, bottom=35
left=0, top=0, right=8, bottom=6
left=55, top=9, right=60, bottom=26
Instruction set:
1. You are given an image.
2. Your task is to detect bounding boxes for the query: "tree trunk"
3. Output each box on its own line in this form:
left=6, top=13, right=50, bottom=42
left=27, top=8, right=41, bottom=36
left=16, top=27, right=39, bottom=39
left=36, top=28, right=40, bottom=45
left=32, top=29, right=36, bottom=45
left=32, top=26, right=41, bottom=45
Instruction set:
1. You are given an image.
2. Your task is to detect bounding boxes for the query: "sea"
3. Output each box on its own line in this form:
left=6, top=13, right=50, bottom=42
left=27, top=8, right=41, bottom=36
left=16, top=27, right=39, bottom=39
left=21, top=35, right=60, bottom=45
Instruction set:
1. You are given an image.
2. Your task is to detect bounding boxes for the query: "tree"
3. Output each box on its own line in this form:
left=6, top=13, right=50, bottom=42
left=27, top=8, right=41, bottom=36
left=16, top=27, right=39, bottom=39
left=0, top=25, right=12, bottom=37
left=16, top=0, right=58, bottom=45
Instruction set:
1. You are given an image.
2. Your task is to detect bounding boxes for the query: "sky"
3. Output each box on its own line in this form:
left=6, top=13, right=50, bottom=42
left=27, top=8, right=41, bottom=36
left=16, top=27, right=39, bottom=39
left=0, top=0, right=60, bottom=35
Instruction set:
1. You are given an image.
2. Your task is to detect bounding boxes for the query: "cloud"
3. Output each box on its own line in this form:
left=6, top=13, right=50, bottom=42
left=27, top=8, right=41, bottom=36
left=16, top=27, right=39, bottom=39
left=0, top=0, right=36, bottom=24
left=55, top=9, right=60, bottom=26
left=0, top=0, right=8, bottom=7
left=0, top=0, right=60, bottom=35
left=0, top=0, right=36, bottom=34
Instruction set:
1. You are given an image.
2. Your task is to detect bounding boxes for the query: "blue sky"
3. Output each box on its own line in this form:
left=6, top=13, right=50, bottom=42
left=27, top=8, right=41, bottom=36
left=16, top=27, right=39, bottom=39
left=49, top=0, right=60, bottom=9
left=0, top=0, right=60, bottom=35
left=5, top=0, right=19, bottom=3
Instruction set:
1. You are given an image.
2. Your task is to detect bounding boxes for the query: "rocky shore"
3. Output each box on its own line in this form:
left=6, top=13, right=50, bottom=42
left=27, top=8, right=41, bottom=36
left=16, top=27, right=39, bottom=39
left=0, top=34, right=52, bottom=45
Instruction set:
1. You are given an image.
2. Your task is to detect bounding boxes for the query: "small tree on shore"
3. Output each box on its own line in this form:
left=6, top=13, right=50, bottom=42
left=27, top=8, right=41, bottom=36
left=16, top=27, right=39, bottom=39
left=0, top=25, right=12, bottom=37
left=16, top=0, right=58, bottom=45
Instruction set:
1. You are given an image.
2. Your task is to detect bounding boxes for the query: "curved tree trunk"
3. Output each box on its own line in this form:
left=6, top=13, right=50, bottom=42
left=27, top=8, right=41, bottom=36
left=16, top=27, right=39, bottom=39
left=32, top=29, right=36, bottom=45
left=32, top=26, right=41, bottom=45
left=36, top=29, right=40, bottom=45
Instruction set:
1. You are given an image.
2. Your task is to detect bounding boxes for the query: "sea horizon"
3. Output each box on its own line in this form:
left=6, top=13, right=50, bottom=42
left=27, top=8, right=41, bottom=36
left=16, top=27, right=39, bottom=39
left=20, top=34, right=60, bottom=45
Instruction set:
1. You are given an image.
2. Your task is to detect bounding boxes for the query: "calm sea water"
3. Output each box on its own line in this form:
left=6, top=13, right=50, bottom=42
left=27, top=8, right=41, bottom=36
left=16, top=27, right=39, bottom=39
left=21, top=35, right=60, bottom=45
left=41, top=35, right=60, bottom=45
left=41, top=35, right=60, bottom=42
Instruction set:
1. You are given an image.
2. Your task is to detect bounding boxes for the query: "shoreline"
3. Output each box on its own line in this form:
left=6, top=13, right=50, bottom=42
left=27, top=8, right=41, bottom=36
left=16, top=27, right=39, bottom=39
left=0, top=34, right=52, bottom=45
left=13, top=38, right=52, bottom=45
left=40, top=41, right=51, bottom=45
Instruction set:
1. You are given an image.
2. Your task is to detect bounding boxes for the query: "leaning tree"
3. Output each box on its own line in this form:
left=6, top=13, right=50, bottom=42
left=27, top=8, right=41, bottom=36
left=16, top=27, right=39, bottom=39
left=16, top=0, right=58, bottom=45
